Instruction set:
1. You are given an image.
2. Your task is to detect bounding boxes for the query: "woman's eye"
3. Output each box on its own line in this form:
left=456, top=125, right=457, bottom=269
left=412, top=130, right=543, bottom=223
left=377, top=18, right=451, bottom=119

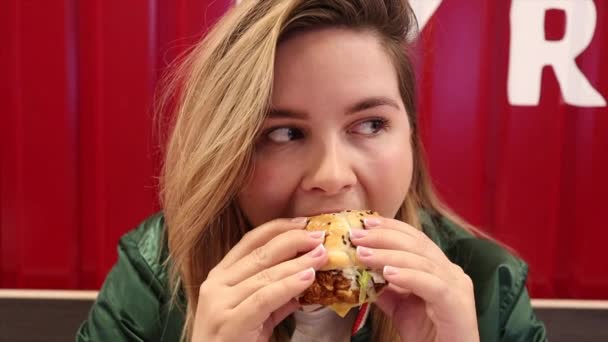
left=266, top=127, right=304, bottom=143
left=351, top=119, right=388, bottom=135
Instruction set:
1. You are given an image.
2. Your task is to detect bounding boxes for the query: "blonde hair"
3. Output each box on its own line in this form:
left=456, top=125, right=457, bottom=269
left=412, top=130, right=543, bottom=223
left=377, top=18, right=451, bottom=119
left=159, top=0, right=485, bottom=341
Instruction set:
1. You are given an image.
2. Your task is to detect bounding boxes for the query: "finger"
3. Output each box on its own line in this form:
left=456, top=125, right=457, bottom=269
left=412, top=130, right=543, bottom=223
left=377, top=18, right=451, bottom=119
left=376, top=291, right=424, bottom=322
left=271, top=298, right=301, bottom=325
left=355, top=247, right=445, bottom=279
left=260, top=298, right=301, bottom=340
left=386, top=282, right=413, bottom=296
left=228, top=244, right=328, bottom=307
left=222, top=229, right=325, bottom=285
left=217, top=217, right=308, bottom=270
left=232, top=268, right=316, bottom=331
left=349, top=228, right=428, bottom=256
left=382, top=266, right=452, bottom=307
left=363, top=216, right=423, bottom=238
left=375, top=287, right=409, bottom=317
left=354, top=223, right=447, bottom=264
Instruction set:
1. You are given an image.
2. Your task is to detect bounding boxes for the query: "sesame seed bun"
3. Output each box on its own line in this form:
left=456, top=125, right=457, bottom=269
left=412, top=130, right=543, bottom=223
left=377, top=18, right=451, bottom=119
left=298, top=210, right=386, bottom=317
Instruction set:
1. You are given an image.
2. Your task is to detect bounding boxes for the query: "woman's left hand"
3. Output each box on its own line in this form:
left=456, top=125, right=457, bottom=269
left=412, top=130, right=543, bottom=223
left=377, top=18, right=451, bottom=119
left=350, top=216, right=479, bottom=342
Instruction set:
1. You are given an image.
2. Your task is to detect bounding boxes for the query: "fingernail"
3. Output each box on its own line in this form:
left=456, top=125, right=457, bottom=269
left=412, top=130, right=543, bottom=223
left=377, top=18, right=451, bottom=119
left=363, top=218, right=380, bottom=228
left=308, top=244, right=325, bottom=258
left=308, top=230, right=325, bottom=239
left=292, top=217, right=308, bottom=224
left=356, top=246, right=373, bottom=257
left=299, top=267, right=315, bottom=281
left=349, top=229, right=367, bottom=239
left=383, top=265, right=398, bottom=276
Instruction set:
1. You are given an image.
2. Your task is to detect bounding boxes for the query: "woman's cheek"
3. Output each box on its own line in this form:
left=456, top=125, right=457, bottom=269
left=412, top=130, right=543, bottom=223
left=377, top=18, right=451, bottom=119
left=361, top=139, right=413, bottom=215
left=239, top=153, right=302, bottom=224
left=253, top=158, right=298, bottom=196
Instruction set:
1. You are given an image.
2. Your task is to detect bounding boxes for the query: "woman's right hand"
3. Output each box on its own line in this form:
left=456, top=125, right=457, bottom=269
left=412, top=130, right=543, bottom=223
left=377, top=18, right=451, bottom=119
left=191, top=217, right=327, bottom=342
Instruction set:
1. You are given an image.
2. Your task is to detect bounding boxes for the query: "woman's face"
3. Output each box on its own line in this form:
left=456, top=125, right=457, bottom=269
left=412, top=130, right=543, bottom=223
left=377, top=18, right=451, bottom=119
left=238, top=28, right=413, bottom=226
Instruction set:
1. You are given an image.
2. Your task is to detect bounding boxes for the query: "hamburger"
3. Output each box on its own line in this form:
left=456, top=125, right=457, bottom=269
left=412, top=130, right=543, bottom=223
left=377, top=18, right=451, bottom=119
left=298, top=210, right=387, bottom=317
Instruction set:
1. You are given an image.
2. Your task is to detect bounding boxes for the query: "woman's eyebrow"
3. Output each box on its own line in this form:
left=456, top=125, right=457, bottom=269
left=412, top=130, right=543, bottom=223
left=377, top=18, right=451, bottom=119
left=267, top=107, right=307, bottom=119
left=267, top=96, right=400, bottom=119
left=346, top=96, right=400, bottom=114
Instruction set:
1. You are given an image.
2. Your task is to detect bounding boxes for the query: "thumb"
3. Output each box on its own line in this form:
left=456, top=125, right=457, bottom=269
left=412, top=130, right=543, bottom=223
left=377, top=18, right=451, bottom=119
left=272, top=298, right=301, bottom=324
left=375, top=289, right=400, bottom=318
left=260, top=298, right=300, bottom=340
left=375, top=284, right=413, bottom=317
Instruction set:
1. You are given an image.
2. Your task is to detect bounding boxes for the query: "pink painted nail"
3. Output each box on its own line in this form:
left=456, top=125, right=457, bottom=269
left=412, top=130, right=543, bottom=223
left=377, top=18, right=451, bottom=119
left=299, top=268, right=315, bottom=281
left=308, top=230, right=325, bottom=239
left=308, top=244, right=325, bottom=258
left=356, top=246, right=373, bottom=257
left=292, top=217, right=308, bottom=224
left=384, top=265, right=398, bottom=276
left=349, top=229, right=368, bottom=239
left=363, top=218, right=380, bottom=228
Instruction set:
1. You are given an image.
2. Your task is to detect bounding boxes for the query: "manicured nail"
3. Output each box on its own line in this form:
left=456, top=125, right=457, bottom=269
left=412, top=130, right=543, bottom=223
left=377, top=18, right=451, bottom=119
left=356, top=246, right=373, bottom=257
left=383, top=265, right=398, bottom=276
left=299, top=268, right=315, bottom=281
left=349, top=229, right=368, bottom=239
left=308, top=244, right=325, bottom=258
left=308, top=230, right=325, bottom=239
left=292, top=217, right=308, bottom=224
left=363, top=218, right=380, bottom=228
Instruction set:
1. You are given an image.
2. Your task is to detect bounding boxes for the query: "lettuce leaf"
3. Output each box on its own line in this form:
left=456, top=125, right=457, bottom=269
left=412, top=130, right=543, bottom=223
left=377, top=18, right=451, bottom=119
left=358, top=270, right=371, bottom=304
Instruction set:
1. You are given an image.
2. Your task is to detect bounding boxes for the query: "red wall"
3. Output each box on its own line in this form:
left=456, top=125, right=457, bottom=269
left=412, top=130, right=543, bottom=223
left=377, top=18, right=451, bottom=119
left=1, top=0, right=607, bottom=299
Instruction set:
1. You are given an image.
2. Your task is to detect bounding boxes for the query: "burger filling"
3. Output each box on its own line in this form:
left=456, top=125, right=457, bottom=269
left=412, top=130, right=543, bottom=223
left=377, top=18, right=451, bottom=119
left=299, top=269, right=385, bottom=305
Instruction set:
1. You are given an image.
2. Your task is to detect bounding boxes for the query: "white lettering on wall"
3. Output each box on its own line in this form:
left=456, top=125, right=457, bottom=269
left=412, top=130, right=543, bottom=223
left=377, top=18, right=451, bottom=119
left=509, top=0, right=606, bottom=107
left=409, top=0, right=443, bottom=30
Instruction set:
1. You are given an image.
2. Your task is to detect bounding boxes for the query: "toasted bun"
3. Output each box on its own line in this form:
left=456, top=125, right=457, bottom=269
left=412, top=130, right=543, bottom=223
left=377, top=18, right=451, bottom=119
left=299, top=210, right=386, bottom=317
left=304, top=210, right=378, bottom=270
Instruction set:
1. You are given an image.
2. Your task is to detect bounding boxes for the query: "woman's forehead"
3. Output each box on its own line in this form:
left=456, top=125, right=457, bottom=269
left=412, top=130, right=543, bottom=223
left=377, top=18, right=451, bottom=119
left=272, top=28, right=402, bottom=112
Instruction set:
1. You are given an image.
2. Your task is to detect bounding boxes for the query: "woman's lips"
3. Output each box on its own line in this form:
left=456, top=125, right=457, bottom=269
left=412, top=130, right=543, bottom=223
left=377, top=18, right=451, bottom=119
left=297, top=208, right=363, bottom=217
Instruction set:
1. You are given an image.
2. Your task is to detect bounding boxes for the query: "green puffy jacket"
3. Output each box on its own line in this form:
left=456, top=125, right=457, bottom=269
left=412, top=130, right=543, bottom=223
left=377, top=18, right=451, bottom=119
left=76, top=212, right=547, bottom=341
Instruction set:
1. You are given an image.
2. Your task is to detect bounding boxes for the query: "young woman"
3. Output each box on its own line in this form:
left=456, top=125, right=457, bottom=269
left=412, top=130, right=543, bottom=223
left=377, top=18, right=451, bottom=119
left=77, top=0, right=547, bottom=341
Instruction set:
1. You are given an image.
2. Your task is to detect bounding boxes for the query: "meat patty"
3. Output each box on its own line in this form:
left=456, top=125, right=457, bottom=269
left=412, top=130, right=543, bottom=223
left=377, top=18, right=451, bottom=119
left=299, top=270, right=385, bottom=305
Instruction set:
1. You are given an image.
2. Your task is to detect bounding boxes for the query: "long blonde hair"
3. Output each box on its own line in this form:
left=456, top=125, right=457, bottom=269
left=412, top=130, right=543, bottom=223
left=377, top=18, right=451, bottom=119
left=159, top=0, right=483, bottom=341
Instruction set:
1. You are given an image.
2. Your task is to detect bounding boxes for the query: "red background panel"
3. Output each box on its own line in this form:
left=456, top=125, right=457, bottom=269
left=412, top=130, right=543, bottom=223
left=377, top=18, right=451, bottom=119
left=1, top=0, right=607, bottom=298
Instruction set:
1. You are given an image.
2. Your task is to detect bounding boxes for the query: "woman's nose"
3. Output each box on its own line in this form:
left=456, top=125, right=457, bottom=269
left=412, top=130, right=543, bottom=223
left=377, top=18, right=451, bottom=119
left=300, top=141, right=357, bottom=195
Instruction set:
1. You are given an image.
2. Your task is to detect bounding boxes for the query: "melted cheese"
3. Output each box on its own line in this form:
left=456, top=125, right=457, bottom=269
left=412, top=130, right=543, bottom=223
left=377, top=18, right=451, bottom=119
left=329, top=302, right=358, bottom=317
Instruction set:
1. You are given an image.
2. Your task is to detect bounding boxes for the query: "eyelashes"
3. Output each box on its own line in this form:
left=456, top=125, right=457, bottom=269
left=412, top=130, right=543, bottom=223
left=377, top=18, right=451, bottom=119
left=265, top=127, right=304, bottom=143
left=349, top=118, right=389, bottom=136
left=262, top=117, right=390, bottom=145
